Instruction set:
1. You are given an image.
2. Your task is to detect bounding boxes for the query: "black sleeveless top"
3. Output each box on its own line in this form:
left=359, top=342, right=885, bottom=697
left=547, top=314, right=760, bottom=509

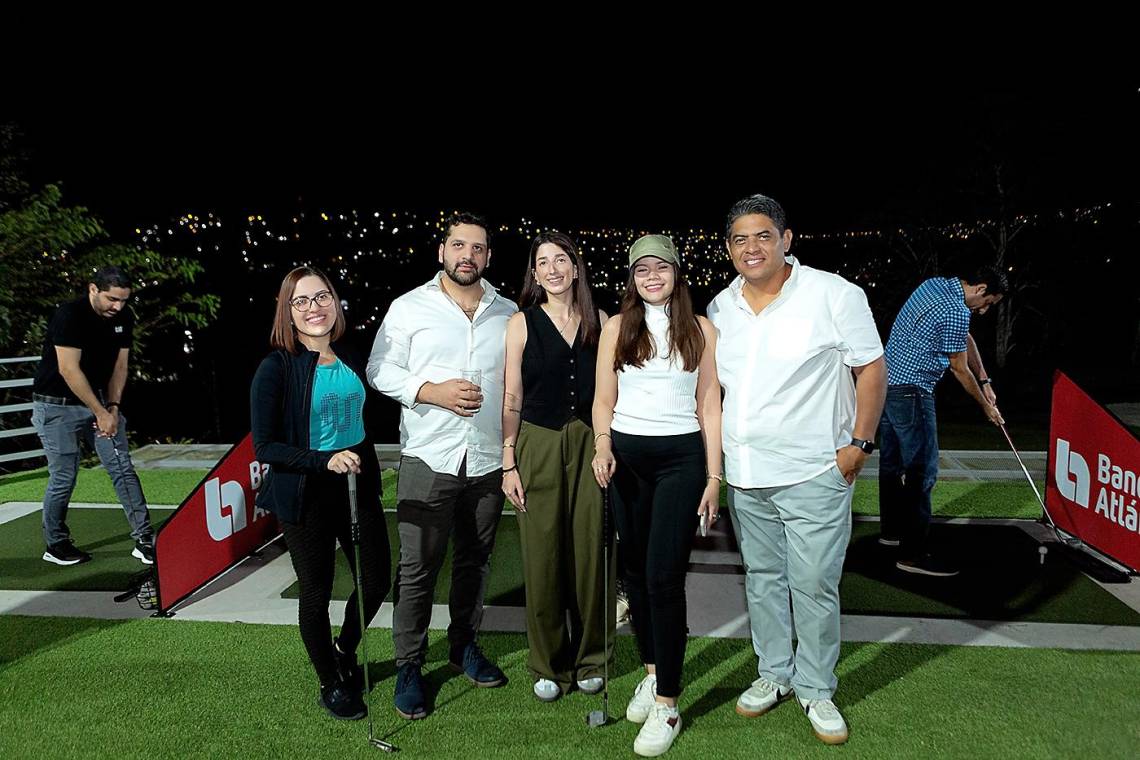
left=520, top=306, right=596, bottom=430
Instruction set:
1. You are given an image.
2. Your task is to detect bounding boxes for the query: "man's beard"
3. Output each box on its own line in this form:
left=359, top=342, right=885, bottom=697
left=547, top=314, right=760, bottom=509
left=445, top=261, right=482, bottom=286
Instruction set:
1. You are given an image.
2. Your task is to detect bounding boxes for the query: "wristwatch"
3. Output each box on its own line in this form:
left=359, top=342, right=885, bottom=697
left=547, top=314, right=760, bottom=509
left=850, top=438, right=875, bottom=454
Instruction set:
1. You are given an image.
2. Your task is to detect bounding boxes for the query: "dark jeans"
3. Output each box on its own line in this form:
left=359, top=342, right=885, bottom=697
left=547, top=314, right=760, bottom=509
left=392, top=455, right=504, bottom=667
left=610, top=430, right=704, bottom=699
left=878, top=385, right=939, bottom=558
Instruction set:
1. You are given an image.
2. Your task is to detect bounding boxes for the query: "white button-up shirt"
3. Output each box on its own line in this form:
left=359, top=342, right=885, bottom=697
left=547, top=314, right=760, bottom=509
left=367, top=273, right=517, bottom=477
left=708, top=256, right=883, bottom=488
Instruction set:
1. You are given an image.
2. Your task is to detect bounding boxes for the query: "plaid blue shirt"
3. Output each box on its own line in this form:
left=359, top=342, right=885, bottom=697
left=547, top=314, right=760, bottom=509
left=885, top=277, right=970, bottom=392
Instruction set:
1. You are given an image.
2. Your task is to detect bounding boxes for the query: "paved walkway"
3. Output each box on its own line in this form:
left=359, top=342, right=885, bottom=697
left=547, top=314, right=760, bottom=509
left=2, top=501, right=1138, bottom=653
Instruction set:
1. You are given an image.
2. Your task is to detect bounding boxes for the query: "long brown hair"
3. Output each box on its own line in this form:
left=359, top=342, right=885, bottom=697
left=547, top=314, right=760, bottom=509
left=269, top=266, right=347, bottom=354
left=613, top=264, right=703, bottom=372
left=518, top=231, right=601, bottom=349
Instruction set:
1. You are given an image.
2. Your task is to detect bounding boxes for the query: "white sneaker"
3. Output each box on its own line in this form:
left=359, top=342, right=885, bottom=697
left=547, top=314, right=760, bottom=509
left=633, top=702, right=682, bottom=757
left=533, top=678, right=560, bottom=702
left=577, top=676, right=604, bottom=694
left=616, top=591, right=631, bottom=625
left=735, top=675, right=792, bottom=717
left=625, top=673, right=658, bottom=723
left=798, top=696, right=849, bottom=745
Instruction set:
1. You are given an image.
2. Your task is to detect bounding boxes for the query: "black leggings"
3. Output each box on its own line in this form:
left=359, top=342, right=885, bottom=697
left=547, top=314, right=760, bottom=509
left=610, top=430, right=704, bottom=699
left=282, top=467, right=391, bottom=686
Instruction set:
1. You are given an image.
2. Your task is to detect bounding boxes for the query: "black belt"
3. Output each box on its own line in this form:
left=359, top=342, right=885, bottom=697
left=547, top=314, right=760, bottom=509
left=32, top=393, right=97, bottom=406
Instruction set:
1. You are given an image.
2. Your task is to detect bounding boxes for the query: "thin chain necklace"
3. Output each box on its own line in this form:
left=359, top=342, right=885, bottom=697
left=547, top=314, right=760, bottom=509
left=543, top=304, right=578, bottom=342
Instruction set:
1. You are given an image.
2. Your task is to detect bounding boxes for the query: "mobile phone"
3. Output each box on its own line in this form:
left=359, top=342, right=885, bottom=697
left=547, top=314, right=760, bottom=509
left=700, top=513, right=708, bottom=537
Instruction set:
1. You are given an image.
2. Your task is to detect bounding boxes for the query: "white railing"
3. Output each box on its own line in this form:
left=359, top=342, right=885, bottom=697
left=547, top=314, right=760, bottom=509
left=0, top=357, right=44, bottom=465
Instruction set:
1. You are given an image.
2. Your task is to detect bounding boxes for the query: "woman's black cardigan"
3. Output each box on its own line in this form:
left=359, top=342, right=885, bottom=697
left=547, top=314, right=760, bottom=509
left=250, top=341, right=379, bottom=524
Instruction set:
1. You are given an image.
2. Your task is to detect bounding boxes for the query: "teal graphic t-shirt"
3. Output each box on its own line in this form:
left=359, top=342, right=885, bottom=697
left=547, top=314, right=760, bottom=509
left=309, top=359, right=366, bottom=451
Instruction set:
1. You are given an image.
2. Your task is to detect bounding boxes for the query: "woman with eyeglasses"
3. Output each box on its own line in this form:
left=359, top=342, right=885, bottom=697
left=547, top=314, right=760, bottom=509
left=591, top=235, right=722, bottom=757
left=250, top=266, right=391, bottom=721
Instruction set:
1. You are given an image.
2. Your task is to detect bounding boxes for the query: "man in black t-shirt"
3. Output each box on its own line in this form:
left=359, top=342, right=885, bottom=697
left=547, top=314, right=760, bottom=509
left=32, top=265, right=153, bottom=566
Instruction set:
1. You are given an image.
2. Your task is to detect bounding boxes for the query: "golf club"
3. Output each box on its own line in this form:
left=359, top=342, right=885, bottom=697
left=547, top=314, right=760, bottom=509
left=586, top=485, right=611, bottom=728
left=998, top=423, right=1079, bottom=544
left=347, top=471, right=399, bottom=753
left=999, top=423, right=1083, bottom=570
left=104, top=421, right=154, bottom=568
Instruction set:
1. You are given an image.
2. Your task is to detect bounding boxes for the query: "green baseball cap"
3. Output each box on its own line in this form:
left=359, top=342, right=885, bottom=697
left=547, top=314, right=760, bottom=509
left=628, top=234, right=680, bottom=268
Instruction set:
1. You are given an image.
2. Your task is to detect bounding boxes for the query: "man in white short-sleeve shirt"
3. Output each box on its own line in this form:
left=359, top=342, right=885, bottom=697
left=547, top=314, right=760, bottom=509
left=708, top=194, right=886, bottom=746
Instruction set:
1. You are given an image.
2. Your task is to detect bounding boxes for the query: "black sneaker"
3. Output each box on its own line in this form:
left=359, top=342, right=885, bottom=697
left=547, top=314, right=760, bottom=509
left=394, top=662, right=428, bottom=720
left=896, top=554, right=959, bottom=577
left=318, top=680, right=366, bottom=720
left=333, top=637, right=364, bottom=692
left=450, top=642, right=506, bottom=688
left=131, top=540, right=155, bottom=565
left=877, top=535, right=901, bottom=547
left=43, top=541, right=92, bottom=566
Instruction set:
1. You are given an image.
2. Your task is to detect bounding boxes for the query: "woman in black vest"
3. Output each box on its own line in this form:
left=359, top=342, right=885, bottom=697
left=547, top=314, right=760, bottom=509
left=250, top=266, right=391, bottom=720
left=501, top=231, right=614, bottom=702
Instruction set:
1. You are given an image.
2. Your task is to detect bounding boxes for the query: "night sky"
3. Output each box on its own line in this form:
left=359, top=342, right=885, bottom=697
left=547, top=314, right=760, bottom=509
left=5, top=84, right=1138, bottom=442
left=15, top=85, right=1136, bottom=235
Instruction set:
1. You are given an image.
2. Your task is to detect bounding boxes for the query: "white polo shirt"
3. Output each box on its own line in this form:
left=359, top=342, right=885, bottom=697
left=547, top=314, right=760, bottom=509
left=707, top=256, right=883, bottom=489
left=367, top=272, right=517, bottom=477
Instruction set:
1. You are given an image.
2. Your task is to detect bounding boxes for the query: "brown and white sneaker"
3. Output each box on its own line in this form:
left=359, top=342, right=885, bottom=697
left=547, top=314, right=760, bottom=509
left=633, top=702, right=682, bottom=757
left=798, top=696, right=849, bottom=745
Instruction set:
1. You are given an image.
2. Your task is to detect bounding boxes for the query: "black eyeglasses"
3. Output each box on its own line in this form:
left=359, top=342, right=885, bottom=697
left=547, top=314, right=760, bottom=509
left=290, top=291, right=334, bottom=311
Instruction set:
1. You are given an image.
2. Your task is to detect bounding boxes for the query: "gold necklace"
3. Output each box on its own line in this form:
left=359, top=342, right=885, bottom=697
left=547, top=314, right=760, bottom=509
left=544, top=305, right=577, bottom=340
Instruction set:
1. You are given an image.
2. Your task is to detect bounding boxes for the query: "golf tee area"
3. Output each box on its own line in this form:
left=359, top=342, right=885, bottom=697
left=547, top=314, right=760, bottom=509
left=2, top=453, right=1139, bottom=759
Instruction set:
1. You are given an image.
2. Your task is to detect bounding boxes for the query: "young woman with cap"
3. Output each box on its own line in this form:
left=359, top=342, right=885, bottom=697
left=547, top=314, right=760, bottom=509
left=591, top=235, right=723, bottom=757
left=501, top=231, right=614, bottom=703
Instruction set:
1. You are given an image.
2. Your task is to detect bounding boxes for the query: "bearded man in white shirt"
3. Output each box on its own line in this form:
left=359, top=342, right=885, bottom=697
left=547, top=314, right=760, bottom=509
left=368, top=212, right=518, bottom=720
left=707, top=194, right=887, bottom=746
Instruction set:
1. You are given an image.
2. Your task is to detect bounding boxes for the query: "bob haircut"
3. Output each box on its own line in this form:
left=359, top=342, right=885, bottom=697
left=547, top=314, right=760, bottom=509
left=269, top=266, right=347, bottom=353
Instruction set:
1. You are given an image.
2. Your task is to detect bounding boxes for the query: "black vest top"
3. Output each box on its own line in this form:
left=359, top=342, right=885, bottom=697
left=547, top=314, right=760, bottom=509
left=520, top=306, right=596, bottom=430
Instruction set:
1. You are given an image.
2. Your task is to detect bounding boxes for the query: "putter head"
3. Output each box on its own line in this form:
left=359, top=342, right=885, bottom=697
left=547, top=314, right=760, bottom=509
left=369, top=738, right=399, bottom=752
left=586, top=709, right=608, bottom=727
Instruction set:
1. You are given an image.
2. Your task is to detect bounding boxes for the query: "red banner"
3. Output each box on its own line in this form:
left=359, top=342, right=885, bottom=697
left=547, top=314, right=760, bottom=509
left=154, top=434, right=280, bottom=613
left=1047, top=371, right=1140, bottom=573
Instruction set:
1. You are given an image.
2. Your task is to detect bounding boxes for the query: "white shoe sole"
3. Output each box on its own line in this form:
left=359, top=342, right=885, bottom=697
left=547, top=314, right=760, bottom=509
left=895, top=561, right=957, bottom=577
left=132, top=548, right=155, bottom=565
left=42, top=552, right=83, bottom=566
left=811, top=727, right=849, bottom=745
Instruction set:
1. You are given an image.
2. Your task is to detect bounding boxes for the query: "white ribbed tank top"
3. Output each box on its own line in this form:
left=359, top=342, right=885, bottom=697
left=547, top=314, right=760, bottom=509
left=611, top=302, right=700, bottom=436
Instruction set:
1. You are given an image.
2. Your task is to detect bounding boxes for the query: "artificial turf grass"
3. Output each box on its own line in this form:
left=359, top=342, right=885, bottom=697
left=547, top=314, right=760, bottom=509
left=0, top=468, right=398, bottom=508
left=1, top=615, right=1138, bottom=759
left=274, top=514, right=1138, bottom=626
left=0, top=508, right=174, bottom=591
left=842, top=522, right=1140, bottom=625
left=2, top=466, right=1043, bottom=520
left=0, top=468, right=211, bottom=506
left=2, top=479, right=1126, bottom=625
